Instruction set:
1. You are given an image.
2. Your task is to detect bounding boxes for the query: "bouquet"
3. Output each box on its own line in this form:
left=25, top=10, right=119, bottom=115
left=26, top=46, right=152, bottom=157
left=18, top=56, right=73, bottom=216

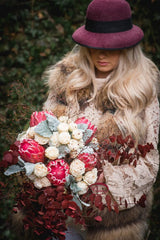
left=1, top=111, right=102, bottom=240
left=1, top=111, right=154, bottom=239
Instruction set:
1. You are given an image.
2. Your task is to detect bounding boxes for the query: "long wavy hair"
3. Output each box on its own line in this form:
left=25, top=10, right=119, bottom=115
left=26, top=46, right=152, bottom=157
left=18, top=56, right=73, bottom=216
left=46, top=45, right=159, bottom=144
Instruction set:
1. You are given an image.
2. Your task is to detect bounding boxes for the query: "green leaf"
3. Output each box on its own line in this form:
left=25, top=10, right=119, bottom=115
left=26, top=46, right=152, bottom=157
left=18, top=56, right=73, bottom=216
left=4, top=165, right=23, bottom=176
left=58, top=145, right=70, bottom=158
left=77, top=123, right=88, bottom=131
left=46, top=114, right=60, bottom=132
left=83, top=129, right=93, bottom=143
left=24, top=162, right=35, bottom=176
left=35, top=120, right=52, bottom=137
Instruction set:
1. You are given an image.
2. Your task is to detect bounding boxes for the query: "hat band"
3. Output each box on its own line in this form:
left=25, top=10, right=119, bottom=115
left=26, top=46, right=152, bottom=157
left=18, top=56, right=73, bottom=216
left=85, top=18, right=132, bottom=33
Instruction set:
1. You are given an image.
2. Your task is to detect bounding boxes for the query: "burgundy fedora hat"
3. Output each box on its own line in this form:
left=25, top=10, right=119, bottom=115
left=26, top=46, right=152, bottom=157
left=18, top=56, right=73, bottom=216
left=72, top=0, right=144, bottom=50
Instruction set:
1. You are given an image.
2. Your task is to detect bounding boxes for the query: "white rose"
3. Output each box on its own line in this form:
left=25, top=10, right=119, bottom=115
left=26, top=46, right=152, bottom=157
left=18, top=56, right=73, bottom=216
left=58, top=132, right=71, bottom=144
left=17, top=131, right=28, bottom=142
left=34, top=177, right=51, bottom=189
left=34, top=163, right=48, bottom=178
left=68, top=121, right=77, bottom=132
left=35, top=133, right=50, bottom=145
left=75, top=175, right=83, bottom=182
left=83, top=168, right=98, bottom=185
left=45, top=146, right=59, bottom=160
left=57, top=122, right=69, bottom=132
left=58, top=116, right=68, bottom=123
left=49, top=132, right=60, bottom=147
left=28, top=173, right=36, bottom=181
left=26, top=127, right=36, bottom=139
left=78, top=139, right=84, bottom=149
left=91, top=137, right=99, bottom=145
left=69, top=150, right=79, bottom=159
left=77, top=181, right=88, bottom=195
left=68, top=139, right=80, bottom=151
left=17, top=127, right=36, bottom=142
left=70, top=159, right=85, bottom=177
left=72, top=129, right=83, bottom=140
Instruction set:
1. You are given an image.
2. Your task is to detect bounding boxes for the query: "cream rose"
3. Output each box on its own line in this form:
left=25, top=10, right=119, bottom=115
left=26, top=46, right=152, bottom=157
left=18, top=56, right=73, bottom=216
left=58, top=132, right=71, bottom=144
left=34, top=133, right=50, bottom=145
left=57, top=122, right=69, bottom=132
left=28, top=173, right=36, bottom=181
left=58, top=116, right=68, bottom=123
left=70, top=159, right=85, bottom=177
left=49, top=132, right=60, bottom=147
left=72, top=129, right=83, bottom=140
left=26, top=127, right=36, bottom=139
left=45, top=146, right=59, bottom=160
left=75, top=175, right=83, bottom=182
left=68, top=121, right=77, bottom=132
left=68, top=139, right=80, bottom=151
left=77, top=181, right=88, bottom=195
left=83, top=168, right=98, bottom=185
left=34, top=163, right=48, bottom=178
left=69, top=151, right=79, bottom=159
left=78, top=139, right=84, bottom=149
left=34, top=177, right=51, bottom=189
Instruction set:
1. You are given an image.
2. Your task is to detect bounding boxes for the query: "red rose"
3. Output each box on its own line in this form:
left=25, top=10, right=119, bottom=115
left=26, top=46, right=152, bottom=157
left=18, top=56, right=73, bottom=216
left=47, top=159, right=69, bottom=186
left=18, top=139, right=45, bottom=163
left=30, top=111, right=54, bottom=127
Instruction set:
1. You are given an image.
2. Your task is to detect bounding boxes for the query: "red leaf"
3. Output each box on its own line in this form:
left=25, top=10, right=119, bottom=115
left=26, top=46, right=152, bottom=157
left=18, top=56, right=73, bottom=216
left=38, top=211, right=44, bottom=216
left=105, top=195, right=111, bottom=211
left=36, top=219, right=44, bottom=225
left=56, top=185, right=65, bottom=192
left=109, top=135, right=116, bottom=143
left=38, top=195, right=46, bottom=205
left=94, top=216, right=102, bottom=222
left=113, top=201, right=119, bottom=214
left=133, top=160, right=137, bottom=167
left=89, top=193, right=95, bottom=203
left=61, top=199, right=69, bottom=209
left=94, top=195, right=102, bottom=208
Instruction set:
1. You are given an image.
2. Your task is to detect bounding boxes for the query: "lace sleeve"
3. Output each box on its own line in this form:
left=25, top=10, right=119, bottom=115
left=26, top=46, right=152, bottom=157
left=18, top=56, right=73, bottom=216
left=103, top=97, right=160, bottom=210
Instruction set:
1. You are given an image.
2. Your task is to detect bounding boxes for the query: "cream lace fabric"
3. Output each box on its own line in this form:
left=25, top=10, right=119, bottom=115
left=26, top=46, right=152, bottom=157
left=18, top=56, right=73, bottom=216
left=103, top=97, right=160, bottom=209
left=44, top=90, right=160, bottom=210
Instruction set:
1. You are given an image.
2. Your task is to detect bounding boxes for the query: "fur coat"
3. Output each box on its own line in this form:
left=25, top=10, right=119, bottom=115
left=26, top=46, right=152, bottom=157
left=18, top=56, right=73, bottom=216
left=12, top=60, right=157, bottom=240
left=42, top=60, right=155, bottom=240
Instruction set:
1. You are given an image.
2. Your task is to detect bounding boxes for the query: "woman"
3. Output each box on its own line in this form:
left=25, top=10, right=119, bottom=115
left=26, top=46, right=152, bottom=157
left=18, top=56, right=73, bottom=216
left=43, top=0, right=160, bottom=239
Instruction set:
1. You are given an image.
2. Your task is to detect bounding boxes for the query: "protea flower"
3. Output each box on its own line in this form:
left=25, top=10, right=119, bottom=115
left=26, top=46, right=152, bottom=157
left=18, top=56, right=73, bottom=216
left=75, top=117, right=97, bottom=144
left=30, top=111, right=54, bottom=127
left=78, top=152, right=98, bottom=171
left=47, top=159, right=69, bottom=186
left=18, top=139, right=45, bottom=163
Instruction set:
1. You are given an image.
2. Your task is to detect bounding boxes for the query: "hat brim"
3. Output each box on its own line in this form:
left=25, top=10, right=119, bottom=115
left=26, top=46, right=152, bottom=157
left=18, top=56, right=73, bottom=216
left=72, top=25, right=144, bottom=50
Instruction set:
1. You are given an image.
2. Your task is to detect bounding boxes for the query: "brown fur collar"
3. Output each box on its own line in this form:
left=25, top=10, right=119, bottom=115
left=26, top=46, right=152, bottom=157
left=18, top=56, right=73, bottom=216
left=50, top=61, right=115, bottom=113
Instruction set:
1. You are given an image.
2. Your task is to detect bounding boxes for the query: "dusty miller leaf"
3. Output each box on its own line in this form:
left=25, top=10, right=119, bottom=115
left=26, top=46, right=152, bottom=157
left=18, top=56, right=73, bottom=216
left=34, top=120, right=52, bottom=137
left=58, top=145, right=70, bottom=158
left=83, top=129, right=93, bottom=143
left=46, top=114, right=60, bottom=132
left=4, top=165, right=23, bottom=176
left=24, top=162, right=35, bottom=176
left=77, top=123, right=88, bottom=132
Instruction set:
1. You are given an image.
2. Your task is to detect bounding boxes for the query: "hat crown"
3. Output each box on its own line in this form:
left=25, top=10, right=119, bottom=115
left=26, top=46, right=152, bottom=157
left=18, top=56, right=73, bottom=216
left=87, top=0, right=131, bottom=22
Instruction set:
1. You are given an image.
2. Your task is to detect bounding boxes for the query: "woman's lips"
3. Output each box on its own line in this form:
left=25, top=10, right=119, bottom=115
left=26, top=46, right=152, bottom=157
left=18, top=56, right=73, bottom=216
left=98, top=61, right=109, bottom=66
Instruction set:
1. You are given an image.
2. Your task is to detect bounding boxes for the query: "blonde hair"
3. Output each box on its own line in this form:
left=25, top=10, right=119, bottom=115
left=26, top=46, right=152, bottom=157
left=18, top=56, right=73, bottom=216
left=47, top=45, right=159, bottom=144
